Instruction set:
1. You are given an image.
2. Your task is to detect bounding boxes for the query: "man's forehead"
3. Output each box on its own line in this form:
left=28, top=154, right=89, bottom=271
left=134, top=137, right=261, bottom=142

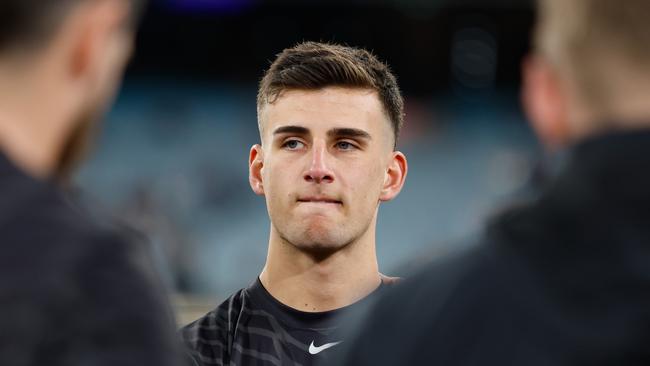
left=258, top=87, right=392, bottom=138
left=264, top=88, right=381, bottom=114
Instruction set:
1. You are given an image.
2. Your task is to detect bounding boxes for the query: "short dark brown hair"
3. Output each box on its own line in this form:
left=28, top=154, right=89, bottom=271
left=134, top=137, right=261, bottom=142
left=257, top=42, right=404, bottom=148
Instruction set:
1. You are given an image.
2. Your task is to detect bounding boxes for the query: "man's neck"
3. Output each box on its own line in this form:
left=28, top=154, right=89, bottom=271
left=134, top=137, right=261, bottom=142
left=260, top=226, right=381, bottom=313
left=0, top=62, right=70, bottom=179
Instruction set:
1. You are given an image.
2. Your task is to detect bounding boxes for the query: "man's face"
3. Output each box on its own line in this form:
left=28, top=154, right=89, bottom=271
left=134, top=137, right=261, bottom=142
left=252, top=87, right=401, bottom=254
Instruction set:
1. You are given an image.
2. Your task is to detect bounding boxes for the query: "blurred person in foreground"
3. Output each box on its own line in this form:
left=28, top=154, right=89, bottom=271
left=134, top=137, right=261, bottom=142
left=0, top=0, right=181, bottom=365
left=332, top=0, right=650, bottom=364
left=181, top=42, right=407, bottom=365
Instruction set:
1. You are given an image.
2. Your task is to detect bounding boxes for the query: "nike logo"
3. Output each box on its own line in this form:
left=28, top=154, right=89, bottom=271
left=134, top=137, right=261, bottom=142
left=308, top=340, right=342, bottom=355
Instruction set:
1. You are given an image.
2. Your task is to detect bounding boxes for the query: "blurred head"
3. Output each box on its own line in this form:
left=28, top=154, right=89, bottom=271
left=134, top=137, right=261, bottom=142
left=0, top=0, right=143, bottom=180
left=250, top=42, right=407, bottom=255
left=523, top=0, right=650, bottom=147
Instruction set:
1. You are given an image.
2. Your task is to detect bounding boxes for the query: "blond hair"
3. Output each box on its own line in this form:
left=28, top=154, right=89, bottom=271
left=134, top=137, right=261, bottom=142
left=535, top=0, right=650, bottom=107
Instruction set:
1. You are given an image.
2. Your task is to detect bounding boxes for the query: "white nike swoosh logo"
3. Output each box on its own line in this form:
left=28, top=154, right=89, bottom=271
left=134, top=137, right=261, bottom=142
left=308, top=340, right=342, bottom=355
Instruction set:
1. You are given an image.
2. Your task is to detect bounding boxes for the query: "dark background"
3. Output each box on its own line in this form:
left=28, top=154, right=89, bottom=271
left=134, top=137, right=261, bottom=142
left=130, top=0, right=534, bottom=96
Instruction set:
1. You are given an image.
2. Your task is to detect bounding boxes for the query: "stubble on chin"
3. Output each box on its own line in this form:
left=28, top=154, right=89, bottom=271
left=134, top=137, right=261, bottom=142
left=276, top=219, right=353, bottom=260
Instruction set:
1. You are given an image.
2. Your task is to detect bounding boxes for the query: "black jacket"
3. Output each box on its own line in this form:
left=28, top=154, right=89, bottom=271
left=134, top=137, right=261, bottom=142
left=0, top=152, right=181, bottom=366
left=332, top=130, right=650, bottom=366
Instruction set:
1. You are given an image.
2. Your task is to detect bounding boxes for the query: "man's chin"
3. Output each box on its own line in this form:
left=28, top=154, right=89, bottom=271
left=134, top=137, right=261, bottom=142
left=289, top=229, right=351, bottom=258
left=294, top=241, right=349, bottom=260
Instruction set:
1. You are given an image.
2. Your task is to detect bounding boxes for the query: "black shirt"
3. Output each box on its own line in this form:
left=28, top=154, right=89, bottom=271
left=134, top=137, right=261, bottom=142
left=181, top=277, right=389, bottom=366
left=0, top=152, right=181, bottom=366
left=331, top=130, right=650, bottom=366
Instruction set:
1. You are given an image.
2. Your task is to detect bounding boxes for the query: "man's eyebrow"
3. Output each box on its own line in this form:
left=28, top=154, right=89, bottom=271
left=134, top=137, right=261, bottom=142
left=327, top=128, right=372, bottom=140
left=273, top=125, right=310, bottom=135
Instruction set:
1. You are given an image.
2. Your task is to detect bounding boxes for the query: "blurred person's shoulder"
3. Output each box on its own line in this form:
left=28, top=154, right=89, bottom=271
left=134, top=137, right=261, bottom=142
left=395, top=200, right=550, bottom=323
left=0, top=151, right=181, bottom=365
left=333, top=202, right=549, bottom=365
left=0, top=150, right=158, bottom=291
left=381, top=229, right=526, bottom=318
left=0, top=153, right=130, bottom=258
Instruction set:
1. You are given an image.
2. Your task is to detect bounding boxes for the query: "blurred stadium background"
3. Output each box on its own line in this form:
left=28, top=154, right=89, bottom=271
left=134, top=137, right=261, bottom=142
left=74, top=0, right=538, bottom=323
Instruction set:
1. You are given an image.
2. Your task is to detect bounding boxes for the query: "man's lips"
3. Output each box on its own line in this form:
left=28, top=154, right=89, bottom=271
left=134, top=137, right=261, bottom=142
left=297, top=196, right=342, bottom=205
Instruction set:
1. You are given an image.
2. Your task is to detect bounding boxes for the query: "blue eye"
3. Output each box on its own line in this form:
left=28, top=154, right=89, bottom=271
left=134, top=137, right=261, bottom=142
left=283, top=140, right=304, bottom=150
left=336, top=141, right=355, bottom=150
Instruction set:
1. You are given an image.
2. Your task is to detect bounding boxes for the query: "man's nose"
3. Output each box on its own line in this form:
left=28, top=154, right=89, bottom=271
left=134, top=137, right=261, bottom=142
left=304, top=142, right=334, bottom=184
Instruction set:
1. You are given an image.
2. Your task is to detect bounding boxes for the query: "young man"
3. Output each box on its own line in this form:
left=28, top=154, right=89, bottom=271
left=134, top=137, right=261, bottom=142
left=333, top=0, right=650, bottom=364
left=0, top=1, right=180, bottom=365
left=181, top=42, right=408, bottom=365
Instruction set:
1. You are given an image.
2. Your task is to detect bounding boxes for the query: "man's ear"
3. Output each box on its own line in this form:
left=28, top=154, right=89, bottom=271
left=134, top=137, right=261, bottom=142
left=522, top=55, right=571, bottom=149
left=67, top=0, right=131, bottom=81
left=249, top=144, right=265, bottom=196
left=379, top=151, right=407, bottom=202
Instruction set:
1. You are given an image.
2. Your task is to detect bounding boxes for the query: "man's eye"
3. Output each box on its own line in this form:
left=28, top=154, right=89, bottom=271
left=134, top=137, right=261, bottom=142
left=336, top=141, right=355, bottom=150
left=283, top=140, right=304, bottom=150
